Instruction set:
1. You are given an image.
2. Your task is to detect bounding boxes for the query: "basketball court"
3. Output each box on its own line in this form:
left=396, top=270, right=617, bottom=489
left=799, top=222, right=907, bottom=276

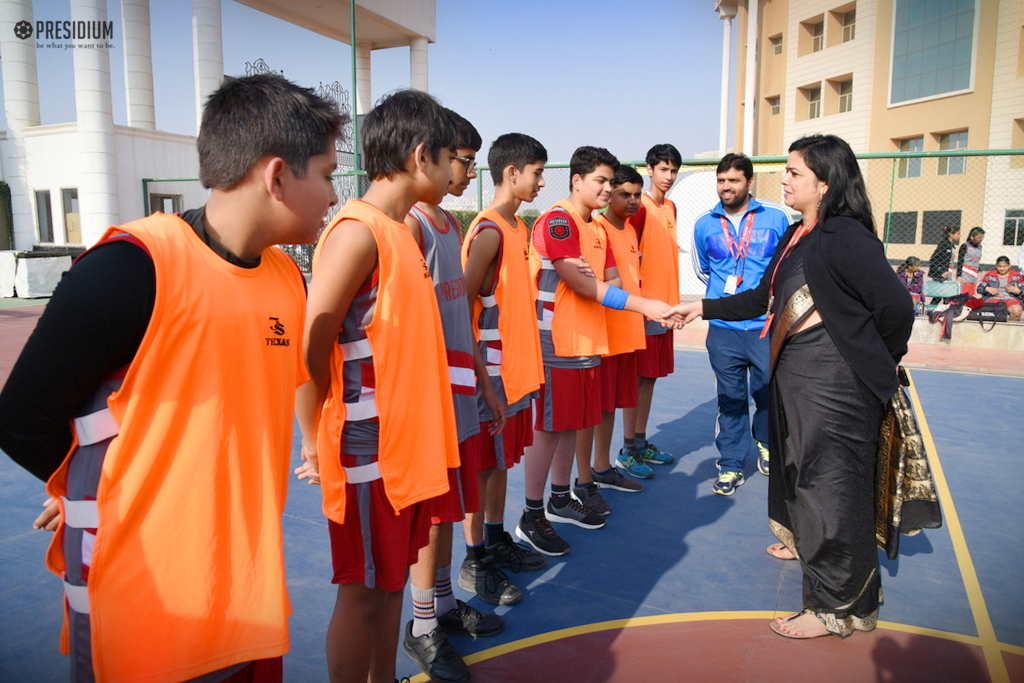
left=1, top=304, right=1021, bottom=682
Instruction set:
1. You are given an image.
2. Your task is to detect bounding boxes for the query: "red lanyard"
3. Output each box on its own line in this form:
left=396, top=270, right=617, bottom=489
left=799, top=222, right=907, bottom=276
left=759, top=221, right=817, bottom=339
left=719, top=212, right=755, bottom=262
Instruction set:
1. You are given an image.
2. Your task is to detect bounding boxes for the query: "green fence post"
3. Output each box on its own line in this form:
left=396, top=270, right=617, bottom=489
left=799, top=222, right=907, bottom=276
left=142, top=179, right=150, bottom=216
left=477, top=169, right=484, bottom=212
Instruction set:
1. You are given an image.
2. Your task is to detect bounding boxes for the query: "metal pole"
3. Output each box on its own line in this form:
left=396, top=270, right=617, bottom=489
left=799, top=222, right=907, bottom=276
left=476, top=172, right=483, bottom=212
left=350, top=0, right=360, bottom=185
left=884, top=158, right=896, bottom=253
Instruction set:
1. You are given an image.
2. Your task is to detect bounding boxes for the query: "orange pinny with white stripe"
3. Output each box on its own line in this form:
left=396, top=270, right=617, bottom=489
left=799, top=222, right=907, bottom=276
left=314, top=200, right=459, bottom=525
left=44, top=213, right=307, bottom=683
left=461, top=209, right=543, bottom=405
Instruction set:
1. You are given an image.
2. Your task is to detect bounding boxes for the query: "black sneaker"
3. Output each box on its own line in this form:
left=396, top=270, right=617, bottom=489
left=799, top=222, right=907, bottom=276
left=438, top=599, right=505, bottom=638
left=515, top=509, right=570, bottom=556
left=572, top=480, right=612, bottom=517
left=402, top=620, right=470, bottom=683
left=546, top=496, right=606, bottom=529
left=457, top=554, right=523, bottom=605
left=486, top=530, right=547, bottom=572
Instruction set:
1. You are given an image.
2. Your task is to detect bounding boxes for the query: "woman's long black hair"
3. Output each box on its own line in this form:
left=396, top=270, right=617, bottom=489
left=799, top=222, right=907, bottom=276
left=789, top=134, right=874, bottom=234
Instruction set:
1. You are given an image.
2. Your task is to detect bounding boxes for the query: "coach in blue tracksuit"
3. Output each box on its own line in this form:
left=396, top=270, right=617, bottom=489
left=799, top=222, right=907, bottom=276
left=692, top=153, right=791, bottom=496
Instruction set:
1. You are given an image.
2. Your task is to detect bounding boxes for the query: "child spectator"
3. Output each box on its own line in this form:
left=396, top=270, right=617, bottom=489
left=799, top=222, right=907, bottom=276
left=296, top=89, right=462, bottom=683
left=573, top=165, right=649, bottom=515
left=401, top=110, right=505, bottom=683
left=896, top=256, right=925, bottom=312
left=957, top=227, right=985, bottom=284
left=976, top=256, right=1024, bottom=321
left=0, top=73, right=345, bottom=683
left=620, top=144, right=683, bottom=478
left=517, top=146, right=673, bottom=555
left=459, top=133, right=549, bottom=603
left=927, top=226, right=960, bottom=282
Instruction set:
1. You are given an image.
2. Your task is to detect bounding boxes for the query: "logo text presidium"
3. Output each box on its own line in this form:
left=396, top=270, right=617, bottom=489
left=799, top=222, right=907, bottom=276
left=31, top=21, right=114, bottom=41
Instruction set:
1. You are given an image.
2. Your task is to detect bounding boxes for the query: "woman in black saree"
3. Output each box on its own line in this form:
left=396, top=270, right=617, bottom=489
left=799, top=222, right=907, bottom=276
left=670, top=134, right=915, bottom=638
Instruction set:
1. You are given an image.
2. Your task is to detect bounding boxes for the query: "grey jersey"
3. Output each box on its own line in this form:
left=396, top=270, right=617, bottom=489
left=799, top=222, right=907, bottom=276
left=410, top=205, right=481, bottom=443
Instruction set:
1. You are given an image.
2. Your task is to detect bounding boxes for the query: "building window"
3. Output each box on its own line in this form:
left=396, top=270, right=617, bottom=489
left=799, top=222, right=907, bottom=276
left=937, top=131, right=968, bottom=175
left=149, top=193, right=183, bottom=215
left=35, top=190, right=53, bottom=243
left=891, top=0, right=975, bottom=104
left=898, top=137, right=924, bottom=178
left=771, top=35, right=783, bottom=55
left=808, top=88, right=821, bottom=119
left=811, top=22, right=824, bottom=52
left=1006, top=210, right=1024, bottom=246
left=768, top=96, right=780, bottom=115
left=843, top=10, right=856, bottom=42
left=922, top=210, right=961, bottom=244
left=62, top=188, right=81, bottom=244
left=884, top=211, right=917, bottom=244
left=838, top=80, right=853, bottom=113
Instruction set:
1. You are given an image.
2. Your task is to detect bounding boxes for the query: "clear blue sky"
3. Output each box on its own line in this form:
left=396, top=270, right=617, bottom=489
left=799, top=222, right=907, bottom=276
left=15, top=0, right=737, bottom=163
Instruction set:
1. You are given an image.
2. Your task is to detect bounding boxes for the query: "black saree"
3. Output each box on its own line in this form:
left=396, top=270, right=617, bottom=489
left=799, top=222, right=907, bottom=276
left=766, top=240, right=883, bottom=637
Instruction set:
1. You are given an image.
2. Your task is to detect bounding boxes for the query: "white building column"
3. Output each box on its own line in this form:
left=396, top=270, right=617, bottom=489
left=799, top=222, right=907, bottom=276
left=71, top=0, right=119, bottom=245
left=122, top=0, right=155, bottom=130
left=718, top=4, right=736, bottom=156
left=0, top=0, right=41, bottom=249
left=409, top=37, right=428, bottom=92
left=355, top=42, right=371, bottom=115
left=742, top=0, right=757, bottom=154
left=192, top=0, right=223, bottom=132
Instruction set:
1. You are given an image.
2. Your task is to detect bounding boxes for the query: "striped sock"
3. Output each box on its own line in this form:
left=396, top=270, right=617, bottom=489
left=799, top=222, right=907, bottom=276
left=623, top=437, right=636, bottom=452
left=411, top=585, right=437, bottom=637
left=636, top=432, right=647, bottom=448
left=434, top=565, right=457, bottom=616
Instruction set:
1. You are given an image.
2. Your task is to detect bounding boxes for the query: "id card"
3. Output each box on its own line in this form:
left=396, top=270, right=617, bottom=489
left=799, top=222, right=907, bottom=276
left=724, top=275, right=739, bottom=295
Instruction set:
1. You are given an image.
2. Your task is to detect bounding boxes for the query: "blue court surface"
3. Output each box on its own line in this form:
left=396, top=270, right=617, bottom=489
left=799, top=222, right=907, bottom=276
left=1, top=350, right=1022, bottom=682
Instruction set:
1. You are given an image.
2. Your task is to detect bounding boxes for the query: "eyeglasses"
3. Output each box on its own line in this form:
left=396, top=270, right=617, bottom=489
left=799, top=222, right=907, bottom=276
left=454, top=155, right=476, bottom=171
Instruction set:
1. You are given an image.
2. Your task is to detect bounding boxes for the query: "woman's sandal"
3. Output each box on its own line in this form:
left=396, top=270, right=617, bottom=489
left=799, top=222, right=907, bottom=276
left=766, top=543, right=796, bottom=560
left=768, top=609, right=834, bottom=639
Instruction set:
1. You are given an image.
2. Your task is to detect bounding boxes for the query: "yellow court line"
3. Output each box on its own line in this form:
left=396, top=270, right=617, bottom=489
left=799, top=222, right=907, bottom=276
left=907, top=370, right=1010, bottom=683
left=406, top=610, right=1018, bottom=682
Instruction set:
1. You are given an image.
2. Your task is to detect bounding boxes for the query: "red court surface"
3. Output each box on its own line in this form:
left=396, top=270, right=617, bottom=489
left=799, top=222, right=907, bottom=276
left=2, top=303, right=1022, bottom=683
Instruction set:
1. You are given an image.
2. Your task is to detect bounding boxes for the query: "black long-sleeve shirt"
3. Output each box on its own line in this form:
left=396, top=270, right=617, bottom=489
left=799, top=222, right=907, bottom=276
left=0, top=209, right=262, bottom=481
left=702, top=216, right=915, bottom=403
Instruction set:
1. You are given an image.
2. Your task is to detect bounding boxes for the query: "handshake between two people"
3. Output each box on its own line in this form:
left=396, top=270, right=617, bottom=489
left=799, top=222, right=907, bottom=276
left=644, top=300, right=704, bottom=330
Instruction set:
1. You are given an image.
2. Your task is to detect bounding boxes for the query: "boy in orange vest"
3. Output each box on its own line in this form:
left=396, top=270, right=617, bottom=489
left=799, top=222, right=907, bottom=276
left=0, top=74, right=345, bottom=683
left=573, top=165, right=649, bottom=516
left=401, top=111, right=506, bottom=682
left=459, top=133, right=549, bottom=602
left=619, top=144, right=683, bottom=479
left=516, top=146, right=673, bottom=556
left=295, top=89, right=462, bottom=683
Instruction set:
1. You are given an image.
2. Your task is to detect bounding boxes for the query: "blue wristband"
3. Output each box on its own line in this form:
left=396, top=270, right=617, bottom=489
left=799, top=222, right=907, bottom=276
left=601, top=285, right=629, bottom=310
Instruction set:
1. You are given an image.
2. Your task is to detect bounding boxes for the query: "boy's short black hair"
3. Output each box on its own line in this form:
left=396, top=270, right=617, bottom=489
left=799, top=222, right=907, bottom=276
left=612, top=165, right=644, bottom=189
left=716, top=153, right=753, bottom=180
left=570, top=146, right=619, bottom=191
left=488, top=133, right=548, bottom=186
left=198, top=73, right=347, bottom=190
left=362, top=89, right=457, bottom=181
left=449, top=110, right=482, bottom=152
left=996, top=255, right=1011, bottom=265
left=646, top=143, right=682, bottom=169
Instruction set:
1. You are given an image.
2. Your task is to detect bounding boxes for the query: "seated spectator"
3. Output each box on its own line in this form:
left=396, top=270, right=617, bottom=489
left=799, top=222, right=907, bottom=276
left=896, top=256, right=924, bottom=312
left=976, top=256, right=1023, bottom=321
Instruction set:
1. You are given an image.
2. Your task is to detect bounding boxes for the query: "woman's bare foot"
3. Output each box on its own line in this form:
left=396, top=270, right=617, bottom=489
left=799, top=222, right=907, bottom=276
left=770, top=611, right=832, bottom=639
left=766, top=543, right=796, bottom=560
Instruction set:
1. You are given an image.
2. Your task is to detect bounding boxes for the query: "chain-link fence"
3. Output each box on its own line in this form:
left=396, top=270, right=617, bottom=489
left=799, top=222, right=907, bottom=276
left=143, top=150, right=1024, bottom=294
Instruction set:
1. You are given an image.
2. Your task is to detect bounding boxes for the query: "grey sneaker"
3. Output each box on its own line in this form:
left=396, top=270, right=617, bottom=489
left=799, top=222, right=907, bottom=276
left=591, top=467, right=644, bottom=492
left=572, top=480, right=611, bottom=517
left=545, top=496, right=606, bottom=529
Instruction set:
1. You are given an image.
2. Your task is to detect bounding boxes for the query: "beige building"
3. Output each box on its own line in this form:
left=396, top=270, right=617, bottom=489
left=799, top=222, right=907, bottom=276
left=716, top=0, right=1024, bottom=263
